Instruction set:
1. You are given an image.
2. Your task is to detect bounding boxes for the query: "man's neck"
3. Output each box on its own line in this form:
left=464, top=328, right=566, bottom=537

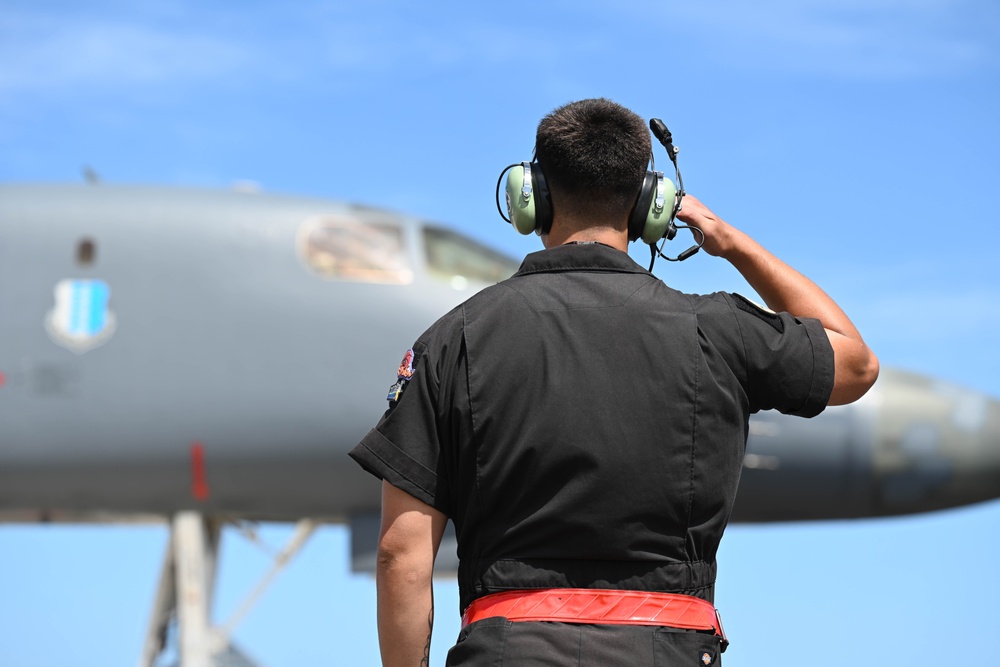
left=542, top=224, right=628, bottom=252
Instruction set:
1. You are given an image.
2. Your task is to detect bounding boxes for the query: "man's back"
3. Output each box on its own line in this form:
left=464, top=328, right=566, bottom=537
left=350, top=98, right=876, bottom=667
left=357, top=243, right=833, bottom=612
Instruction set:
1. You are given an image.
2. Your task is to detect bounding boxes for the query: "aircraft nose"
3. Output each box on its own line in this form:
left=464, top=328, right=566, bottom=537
left=734, top=368, right=1000, bottom=522
left=872, top=370, right=1000, bottom=514
left=960, top=395, right=1000, bottom=498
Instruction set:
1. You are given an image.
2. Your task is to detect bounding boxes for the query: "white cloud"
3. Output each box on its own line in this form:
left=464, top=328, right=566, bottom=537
left=0, top=5, right=565, bottom=97
left=2, top=0, right=993, bottom=100
left=661, top=0, right=998, bottom=78
left=0, top=11, right=255, bottom=93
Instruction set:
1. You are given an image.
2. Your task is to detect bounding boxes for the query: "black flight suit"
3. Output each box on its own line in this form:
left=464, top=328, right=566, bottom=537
left=350, top=243, right=834, bottom=666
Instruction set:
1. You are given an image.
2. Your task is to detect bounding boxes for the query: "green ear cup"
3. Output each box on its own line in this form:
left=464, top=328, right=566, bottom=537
left=641, top=177, right=677, bottom=244
left=505, top=164, right=538, bottom=235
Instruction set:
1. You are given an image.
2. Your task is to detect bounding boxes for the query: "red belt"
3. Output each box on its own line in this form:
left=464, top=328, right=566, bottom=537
left=462, top=588, right=727, bottom=649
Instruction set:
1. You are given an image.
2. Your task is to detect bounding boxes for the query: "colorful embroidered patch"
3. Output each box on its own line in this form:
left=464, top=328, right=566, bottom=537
left=397, top=348, right=416, bottom=380
left=386, top=380, right=405, bottom=403
left=386, top=348, right=418, bottom=405
left=701, top=651, right=713, bottom=665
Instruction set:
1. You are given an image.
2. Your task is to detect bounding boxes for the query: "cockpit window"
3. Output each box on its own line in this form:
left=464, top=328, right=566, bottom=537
left=298, top=214, right=413, bottom=284
left=423, top=226, right=520, bottom=288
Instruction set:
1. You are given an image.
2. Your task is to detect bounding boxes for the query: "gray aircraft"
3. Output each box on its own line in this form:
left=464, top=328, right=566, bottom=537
left=1, top=183, right=998, bottom=667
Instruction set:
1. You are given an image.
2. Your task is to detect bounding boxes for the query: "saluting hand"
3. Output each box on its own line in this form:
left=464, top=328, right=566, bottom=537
left=675, top=194, right=735, bottom=258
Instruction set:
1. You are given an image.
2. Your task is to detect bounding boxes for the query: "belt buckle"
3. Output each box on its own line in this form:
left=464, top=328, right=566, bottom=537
left=715, top=609, right=729, bottom=653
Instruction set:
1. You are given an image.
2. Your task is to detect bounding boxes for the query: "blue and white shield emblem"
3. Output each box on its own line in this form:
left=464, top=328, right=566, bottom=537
left=44, top=279, right=117, bottom=353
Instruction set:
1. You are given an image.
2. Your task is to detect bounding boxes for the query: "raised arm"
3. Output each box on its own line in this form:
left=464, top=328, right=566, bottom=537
left=377, top=480, right=448, bottom=667
left=677, top=194, right=879, bottom=405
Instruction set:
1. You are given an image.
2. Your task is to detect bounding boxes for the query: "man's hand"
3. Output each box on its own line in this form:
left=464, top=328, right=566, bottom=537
left=675, top=194, right=735, bottom=258
left=377, top=481, right=448, bottom=667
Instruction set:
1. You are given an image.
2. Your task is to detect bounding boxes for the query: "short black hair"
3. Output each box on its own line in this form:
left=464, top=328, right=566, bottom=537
left=535, top=98, right=651, bottom=221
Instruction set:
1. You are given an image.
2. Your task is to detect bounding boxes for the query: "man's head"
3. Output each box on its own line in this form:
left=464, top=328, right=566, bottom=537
left=535, top=98, right=651, bottom=230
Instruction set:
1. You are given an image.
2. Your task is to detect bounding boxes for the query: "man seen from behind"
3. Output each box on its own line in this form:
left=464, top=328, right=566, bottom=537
left=349, top=98, right=879, bottom=666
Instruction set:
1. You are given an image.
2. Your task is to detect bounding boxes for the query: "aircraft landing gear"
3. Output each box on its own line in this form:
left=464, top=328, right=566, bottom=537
left=138, top=512, right=318, bottom=667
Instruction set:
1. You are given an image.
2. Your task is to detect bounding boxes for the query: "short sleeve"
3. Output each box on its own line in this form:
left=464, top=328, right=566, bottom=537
left=348, top=306, right=465, bottom=515
left=725, top=293, right=835, bottom=417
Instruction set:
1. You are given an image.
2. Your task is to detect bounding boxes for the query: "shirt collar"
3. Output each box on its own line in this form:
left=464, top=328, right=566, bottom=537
left=515, top=243, right=650, bottom=277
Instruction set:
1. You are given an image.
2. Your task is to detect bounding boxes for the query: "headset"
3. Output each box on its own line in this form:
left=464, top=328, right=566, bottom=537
left=495, top=118, right=703, bottom=270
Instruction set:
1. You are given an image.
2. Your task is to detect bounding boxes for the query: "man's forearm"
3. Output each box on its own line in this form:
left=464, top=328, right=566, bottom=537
left=720, top=226, right=879, bottom=404
left=377, top=555, right=434, bottom=667
left=677, top=194, right=879, bottom=404
left=376, top=481, right=447, bottom=667
left=721, top=226, right=861, bottom=339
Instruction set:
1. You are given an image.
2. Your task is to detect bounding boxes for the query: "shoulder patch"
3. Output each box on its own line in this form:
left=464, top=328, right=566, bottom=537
left=397, top=348, right=416, bottom=380
left=732, top=293, right=784, bottom=334
left=386, top=347, right=421, bottom=405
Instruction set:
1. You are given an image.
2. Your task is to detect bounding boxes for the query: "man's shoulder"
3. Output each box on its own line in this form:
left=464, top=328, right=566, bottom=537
left=683, top=291, right=778, bottom=332
left=417, top=281, right=518, bottom=342
left=418, top=301, right=466, bottom=343
left=629, top=281, right=736, bottom=313
left=679, top=289, right=746, bottom=313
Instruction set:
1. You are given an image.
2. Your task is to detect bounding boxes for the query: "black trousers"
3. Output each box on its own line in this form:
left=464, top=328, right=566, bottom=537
left=445, top=619, right=723, bottom=666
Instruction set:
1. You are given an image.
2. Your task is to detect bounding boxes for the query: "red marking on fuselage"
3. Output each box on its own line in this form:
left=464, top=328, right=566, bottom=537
left=190, top=442, right=210, bottom=501
left=0, top=371, right=5, bottom=387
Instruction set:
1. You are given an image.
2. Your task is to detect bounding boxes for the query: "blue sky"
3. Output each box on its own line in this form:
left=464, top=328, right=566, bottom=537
left=1, top=1, right=998, bottom=665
